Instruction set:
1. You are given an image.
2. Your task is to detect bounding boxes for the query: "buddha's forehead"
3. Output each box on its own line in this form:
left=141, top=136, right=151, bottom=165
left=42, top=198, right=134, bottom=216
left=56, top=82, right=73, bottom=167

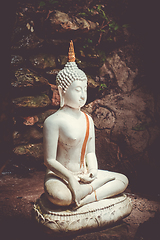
left=69, top=80, right=87, bottom=89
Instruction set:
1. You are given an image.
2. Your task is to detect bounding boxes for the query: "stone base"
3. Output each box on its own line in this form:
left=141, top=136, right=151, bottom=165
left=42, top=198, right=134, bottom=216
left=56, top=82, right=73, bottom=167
left=33, top=193, right=132, bottom=236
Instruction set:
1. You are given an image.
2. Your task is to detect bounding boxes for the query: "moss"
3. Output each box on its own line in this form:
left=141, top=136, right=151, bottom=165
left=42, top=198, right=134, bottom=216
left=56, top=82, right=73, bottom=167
left=13, top=94, right=51, bottom=108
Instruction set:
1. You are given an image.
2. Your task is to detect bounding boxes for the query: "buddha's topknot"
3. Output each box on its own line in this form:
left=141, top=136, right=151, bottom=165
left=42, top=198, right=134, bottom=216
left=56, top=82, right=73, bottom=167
left=56, top=40, right=87, bottom=92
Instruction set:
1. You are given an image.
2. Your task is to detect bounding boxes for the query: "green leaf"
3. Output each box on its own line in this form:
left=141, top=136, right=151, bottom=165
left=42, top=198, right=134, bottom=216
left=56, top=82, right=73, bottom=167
left=97, top=5, right=101, bottom=10
left=39, top=1, right=45, bottom=7
left=49, top=0, right=58, bottom=4
left=107, top=37, right=113, bottom=41
left=87, top=39, right=92, bottom=43
left=122, top=24, right=130, bottom=28
left=114, top=25, right=119, bottom=31
left=99, top=83, right=107, bottom=91
left=78, top=12, right=88, bottom=16
left=98, top=29, right=106, bottom=32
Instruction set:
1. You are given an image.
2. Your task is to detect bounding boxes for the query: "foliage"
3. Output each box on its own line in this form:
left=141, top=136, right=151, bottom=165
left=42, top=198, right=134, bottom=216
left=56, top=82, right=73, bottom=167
left=36, top=0, right=129, bottom=65
left=99, top=83, right=107, bottom=91
left=78, top=4, right=129, bottom=46
left=38, top=0, right=60, bottom=8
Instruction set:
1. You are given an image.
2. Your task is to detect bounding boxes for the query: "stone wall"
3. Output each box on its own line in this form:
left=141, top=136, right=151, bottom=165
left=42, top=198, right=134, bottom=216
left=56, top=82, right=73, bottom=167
left=5, top=2, right=160, bottom=195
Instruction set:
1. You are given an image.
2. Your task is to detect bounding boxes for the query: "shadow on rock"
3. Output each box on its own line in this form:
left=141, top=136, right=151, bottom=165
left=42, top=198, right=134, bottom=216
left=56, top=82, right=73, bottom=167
left=134, top=211, right=160, bottom=240
left=0, top=215, right=72, bottom=240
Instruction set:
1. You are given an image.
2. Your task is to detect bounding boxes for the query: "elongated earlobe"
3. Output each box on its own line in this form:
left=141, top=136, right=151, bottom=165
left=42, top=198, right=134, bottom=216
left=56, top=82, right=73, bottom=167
left=58, top=86, right=64, bottom=108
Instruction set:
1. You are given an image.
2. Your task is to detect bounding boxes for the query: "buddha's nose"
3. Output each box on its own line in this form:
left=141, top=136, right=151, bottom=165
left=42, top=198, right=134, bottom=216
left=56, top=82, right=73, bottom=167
left=81, top=93, right=85, bottom=100
left=81, top=96, right=85, bottom=100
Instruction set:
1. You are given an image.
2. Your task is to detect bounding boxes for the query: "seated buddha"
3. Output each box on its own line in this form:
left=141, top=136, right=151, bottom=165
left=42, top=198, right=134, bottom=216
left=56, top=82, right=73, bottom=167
left=43, top=41, right=128, bottom=208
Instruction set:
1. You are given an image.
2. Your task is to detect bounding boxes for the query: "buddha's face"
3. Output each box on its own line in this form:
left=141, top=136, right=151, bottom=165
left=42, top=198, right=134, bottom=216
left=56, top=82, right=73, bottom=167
left=63, top=80, right=87, bottom=109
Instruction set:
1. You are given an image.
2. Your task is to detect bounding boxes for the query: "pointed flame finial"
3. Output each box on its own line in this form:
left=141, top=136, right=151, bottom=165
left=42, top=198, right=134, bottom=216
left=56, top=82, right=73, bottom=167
left=68, top=40, right=75, bottom=62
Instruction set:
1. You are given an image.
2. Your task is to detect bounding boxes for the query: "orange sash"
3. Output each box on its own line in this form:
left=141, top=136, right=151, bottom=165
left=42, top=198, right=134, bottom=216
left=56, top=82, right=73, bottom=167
left=80, top=112, right=89, bottom=168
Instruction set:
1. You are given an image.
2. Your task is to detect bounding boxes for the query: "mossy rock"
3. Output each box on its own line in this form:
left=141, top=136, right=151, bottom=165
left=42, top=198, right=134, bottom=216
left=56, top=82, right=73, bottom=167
left=11, top=33, right=44, bottom=50
left=13, top=143, right=44, bottom=166
left=12, top=94, right=51, bottom=108
left=29, top=54, right=56, bottom=70
left=11, top=55, right=24, bottom=69
left=11, top=68, right=49, bottom=89
left=87, top=75, right=100, bottom=88
left=13, top=127, right=43, bottom=146
left=57, top=55, right=68, bottom=66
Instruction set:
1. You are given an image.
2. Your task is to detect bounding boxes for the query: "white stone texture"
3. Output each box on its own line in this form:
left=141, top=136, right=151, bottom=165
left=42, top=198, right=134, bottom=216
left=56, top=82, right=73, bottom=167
left=33, top=193, right=132, bottom=235
left=56, top=62, right=87, bottom=92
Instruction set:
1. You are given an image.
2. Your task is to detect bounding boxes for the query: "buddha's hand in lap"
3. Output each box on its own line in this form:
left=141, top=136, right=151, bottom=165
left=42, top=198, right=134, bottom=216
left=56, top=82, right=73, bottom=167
left=68, top=175, right=83, bottom=206
left=78, top=174, right=96, bottom=183
left=78, top=169, right=97, bottom=183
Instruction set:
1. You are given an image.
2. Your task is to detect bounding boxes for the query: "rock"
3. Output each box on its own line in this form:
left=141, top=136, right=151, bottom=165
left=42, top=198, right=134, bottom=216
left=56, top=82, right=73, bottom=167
left=57, top=55, right=68, bottom=66
left=87, top=76, right=99, bottom=89
left=11, top=55, right=24, bottom=68
left=12, top=94, right=51, bottom=109
left=13, top=109, right=57, bottom=146
left=84, top=86, right=160, bottom=185
left=46, top=39, right=69, bottom=46
left=29, top=54, right=56, bottom=70
left=11, top=4, right=37, bottom=43
left=49, top=84, right=60, bottom=107
left=100, top=46, right=140, bottom=93
left=13, top=127, right=43, bottom=146
left=11, top=68, right=49, bottom=92
left=48, top=10, right=98, bottom=34
left=13, top=143, right=43, bottom=162
left=11, top=33, right=44, bottom=50
left=22, top=115, right=39, bottom=126
left=93, top=107, right=115, bottom=129
left=99, top=62, right=115, bottom=79
left=45, top=69, right=60, bottom=84
left=105, top=53, right=138, bottom=92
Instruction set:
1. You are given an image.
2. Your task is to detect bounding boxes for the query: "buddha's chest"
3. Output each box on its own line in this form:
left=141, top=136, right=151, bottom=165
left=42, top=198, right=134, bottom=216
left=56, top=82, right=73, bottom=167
left=59, top=120, right=86, bottom=147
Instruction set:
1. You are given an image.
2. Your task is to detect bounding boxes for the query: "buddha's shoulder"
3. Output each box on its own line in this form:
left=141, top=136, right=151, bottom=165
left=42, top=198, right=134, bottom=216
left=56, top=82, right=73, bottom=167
left=44, top=110, right=64, bottom=126
left=83, top=112, right=94, bottom=125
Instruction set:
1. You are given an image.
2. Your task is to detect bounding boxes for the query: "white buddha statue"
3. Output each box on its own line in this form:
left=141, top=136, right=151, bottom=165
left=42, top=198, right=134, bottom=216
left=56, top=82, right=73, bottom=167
left=43, top=41, right=128, bottom=208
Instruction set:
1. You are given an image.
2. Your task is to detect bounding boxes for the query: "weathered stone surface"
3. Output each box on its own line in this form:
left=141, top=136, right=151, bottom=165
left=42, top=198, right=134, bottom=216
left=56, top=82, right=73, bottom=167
left=13, top=109, right=57, bottom=146
left=107, top=53, right=138, bottom=92
left=57, top=55, right=68, bottom=66
left=13, top=143, right=43, bottom=161
left=49, top=84, right=60, bottom=107
left=11, top=55, right=24, bottom=68
left=11, top=68, right=49, bottom=90
left=93, top=107, right=115, bottom=129
left=83, top=86, right=160, bottom=181
left=99, top=46, right=140, bottom=93
left=22, top=115, right=39, bottom=126
left=13, top=127, right=43, bottom=146
left=48, top=10, right=98, bottom=33
left=11, top=33, right=44, bottom=50
left=45, top=69, right=60, bottom=84
left=87, top=76, right=99, bottom=88
left=29, top=54, right=56, bottom=69
left=33, top=193, right=132, bottom=236
left=12, top=94, right=51, bottom=108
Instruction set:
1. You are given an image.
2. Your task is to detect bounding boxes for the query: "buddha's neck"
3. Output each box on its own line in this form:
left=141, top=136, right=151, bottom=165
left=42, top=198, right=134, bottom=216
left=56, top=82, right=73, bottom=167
left=62, top=105, right=81, bottom=118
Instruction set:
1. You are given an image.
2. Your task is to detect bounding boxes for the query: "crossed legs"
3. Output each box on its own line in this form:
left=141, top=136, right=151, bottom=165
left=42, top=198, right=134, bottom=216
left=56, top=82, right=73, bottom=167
left=44, top=170, right=128, bottom=207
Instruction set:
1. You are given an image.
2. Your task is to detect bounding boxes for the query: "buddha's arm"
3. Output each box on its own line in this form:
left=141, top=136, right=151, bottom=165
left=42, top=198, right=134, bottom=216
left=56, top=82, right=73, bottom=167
left=43, top=117, right=74, bottom=181
left=43, top=117, right=82, bottom=202
left=86, top=116, right=98, bottom=175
